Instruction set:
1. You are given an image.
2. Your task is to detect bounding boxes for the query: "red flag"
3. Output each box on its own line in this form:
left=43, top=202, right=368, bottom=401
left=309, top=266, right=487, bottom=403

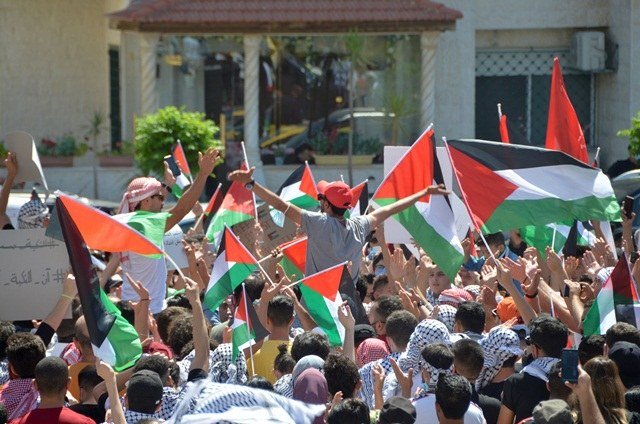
left=171, top=141, right=192, bottom=178
left=499, top=114, right=510, bottom=144
left=545, top=58, right=588, bottom=163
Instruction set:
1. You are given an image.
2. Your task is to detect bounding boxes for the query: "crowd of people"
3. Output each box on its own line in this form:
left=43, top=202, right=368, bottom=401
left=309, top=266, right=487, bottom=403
left=1, top=147, right=640, bottom=424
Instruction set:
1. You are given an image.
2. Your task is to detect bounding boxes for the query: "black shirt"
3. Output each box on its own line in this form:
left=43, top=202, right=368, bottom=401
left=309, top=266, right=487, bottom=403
left=472, top=386, right=501, bottom=424
left=69, top=403, right=104, bottom=424
left=607, top=159, right=638, bottom=179
left=501, top=372, right=550, bottom=422
left=479, top=380, right=505, bottom=402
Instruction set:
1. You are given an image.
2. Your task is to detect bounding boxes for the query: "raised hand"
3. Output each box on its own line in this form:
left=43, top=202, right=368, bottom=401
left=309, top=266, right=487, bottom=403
left=228, top=166, right=255, bottom=184
left=545, top=247, right=564, bottom=274
left=480, top=263, right=499, bottom=285
left=125, top=272, right=150, bottom=303
left=390, top=357, right=414, bottom=398
left=198, top=148, right=220, bottom=176
left=425, top=184, right=451, bottom=196
left=337, top=301, right=355, bottom=331
left=183, top=275, right=200, bottom=306
left=388, top=248, right=406, bottom=283
left=4, top=152, right=18, bottom=178
left=582, top=250, right=602, bottom=279
left=163, top=161, right=176, bottom=188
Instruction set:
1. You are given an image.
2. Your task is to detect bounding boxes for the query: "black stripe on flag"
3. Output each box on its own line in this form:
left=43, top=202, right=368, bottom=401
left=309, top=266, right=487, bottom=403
left=55, top=198, right=114, bottom=349
left=447, top=139, right=594, bottom=171
left=432, top=132, right=452, bottom=210
left=276, top=164, right=305, bottom=196
left=358, top=182, right=369, bottom=216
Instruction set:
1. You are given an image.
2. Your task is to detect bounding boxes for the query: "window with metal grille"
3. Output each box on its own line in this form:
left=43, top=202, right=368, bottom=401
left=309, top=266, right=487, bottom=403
left=475, top=50, right=595, bottom=146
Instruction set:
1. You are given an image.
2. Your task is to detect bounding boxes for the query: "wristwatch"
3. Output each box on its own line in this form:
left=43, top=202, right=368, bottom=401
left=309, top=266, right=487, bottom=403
left=244, top=180, right=255, bottom=190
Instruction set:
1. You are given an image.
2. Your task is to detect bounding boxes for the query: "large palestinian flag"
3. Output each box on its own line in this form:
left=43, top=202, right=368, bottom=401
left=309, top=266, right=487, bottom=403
left=372, top=128, right=464, bottom=280
left=299, top=263, right=347, bottom=347
left=56, top=198, right=142, bottom=371
left=583, top=254, right=640, bottom=336
left=205, top=181, right=255, bottom=247
left=278, top=237, right=307, bottom=279
left=270, top=163, right=319, bottom=227
left=446, top=139, right=620, bottom=234
left=204, top=226, right=258, bottom=312
left=346, top=180, right=368, bottom=219
left=231, top=285, right=269, bottom=361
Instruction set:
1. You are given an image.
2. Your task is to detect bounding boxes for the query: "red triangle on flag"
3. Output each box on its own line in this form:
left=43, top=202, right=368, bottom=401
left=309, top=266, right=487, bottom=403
left=281, top=237, right=307, bottom=274
left=300, top=163, right=319, bottom=198
left=499, top=114, right=510, bottom=144
left=235, top=289, right=250, bottom=324
left=373, top=129, right=434, bottom=203
left=300, top=263, right=345, bottom=302
left=545, top=58, right=588, bottom=163
left=172, top=141, right=192, bottom=176
left=223, top=227, right=258, bottom=265
left=220, top=181, right=256, bottom=217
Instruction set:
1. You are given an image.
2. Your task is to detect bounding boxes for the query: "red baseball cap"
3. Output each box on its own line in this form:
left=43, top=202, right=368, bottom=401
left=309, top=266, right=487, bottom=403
left=317, top=180, right=353, bottom=208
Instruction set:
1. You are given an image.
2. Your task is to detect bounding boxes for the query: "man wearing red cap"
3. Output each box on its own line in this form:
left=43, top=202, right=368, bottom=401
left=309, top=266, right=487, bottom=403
left=229, top=168, right=447, bottom=294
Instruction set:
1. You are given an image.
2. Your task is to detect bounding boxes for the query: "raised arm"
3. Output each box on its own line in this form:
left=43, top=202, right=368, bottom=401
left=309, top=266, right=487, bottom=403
left=0, top=152, right=18, bottom=228
left=184, top=276, right=210, bottom=373
left=228, top=167, right=303, bottom=226
left=166, top=148, right=220, bottom=230
left=367, top=185, right=449, bottom=228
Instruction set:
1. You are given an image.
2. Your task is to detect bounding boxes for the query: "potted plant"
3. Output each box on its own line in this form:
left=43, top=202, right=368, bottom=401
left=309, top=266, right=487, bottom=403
left=134, top=106, right=222, bottom=177
left=99, top=140, right=135, bottom=167
left=37, top=135, right=87, bottom=167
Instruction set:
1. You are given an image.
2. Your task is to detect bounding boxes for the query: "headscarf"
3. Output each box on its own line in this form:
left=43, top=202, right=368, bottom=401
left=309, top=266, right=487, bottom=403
left=118, top=177, right=162, bottom=213
left=292, top=355, right=324, bottom=383
left=274, top=374, right=294, bottom=398
left=356, top=338, right=390, bottom=367
left=436, top=304, right=458, bottom=333
left=293, top=368, right=328, bottom=424
left=521, top=357, right=560, bottom=382
left=463, top=285, right=481, bottom=300
left=421, top=358, right=454, bottom=390
left=398, top=319, right=451, bottom=372
left=209, top=343, right=247, bottom=384
left=438, top=288, right=474, bottom=308
left=476, top=326, right=523, bottom=390
left=17, top=196, right=49, bottom=229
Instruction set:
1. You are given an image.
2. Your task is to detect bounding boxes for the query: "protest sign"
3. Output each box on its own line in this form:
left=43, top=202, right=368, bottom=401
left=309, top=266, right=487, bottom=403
left=0, top=229, right=69, bottom=320
left=164, top=225, right=189, bottom=270
left=234, top=204, right=298, bottom=258
left=4, top=131, right=48, bottom=191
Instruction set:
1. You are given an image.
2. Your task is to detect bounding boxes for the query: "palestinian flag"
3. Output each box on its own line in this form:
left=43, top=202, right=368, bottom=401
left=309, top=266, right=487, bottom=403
left=583, top=254, right=640, bottom=336
left=278, top=237, right=307, bottom=279
left=171, top=170, right=191, bottom=199
left=204, top=226, right=258, bottom=311
left=270, top=163, right=319, bottom=227
left=345, top=180, right=368, bottom=219
left=372, top=128, right=464, bottom=280
left=521, top=220, right=595, bottom=258
left=172, top=140, right=193, bottom=181
left=545, top=58, right=589, bottom=163
left=203, top=183, right=224, bottom=229
left=299, top=263, right=347, bottom=347
left=205, top=181, right=255, bottom=247
left=231, top=285, right=269, bottom=361
left=50, top=192, right=165, bottom=257
left=446, top=139, right=620, bottom=234
left=499, top=114, right=510, bottom=144
left=56, top=197, right=142, bottom=371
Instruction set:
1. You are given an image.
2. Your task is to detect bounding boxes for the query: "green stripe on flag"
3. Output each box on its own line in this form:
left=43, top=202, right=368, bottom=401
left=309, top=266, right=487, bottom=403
left=206, top=210, right=255, bottom=242
left=99, top=289, right=142, bottom=371
left=291, top=194, right=319, bottom=211
left=300, top=285, right=342, bottom=346
left=521, top=222, right=571, bottom=258
left=203, top=265, right=255, bottom=311
left=280, top=256, right=304, bottom=280
left=124, top=211, right=171, bottom=258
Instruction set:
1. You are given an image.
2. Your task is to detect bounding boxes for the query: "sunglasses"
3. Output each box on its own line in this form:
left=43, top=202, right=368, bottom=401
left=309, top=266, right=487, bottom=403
left=152, top=194, right=165, bottom=201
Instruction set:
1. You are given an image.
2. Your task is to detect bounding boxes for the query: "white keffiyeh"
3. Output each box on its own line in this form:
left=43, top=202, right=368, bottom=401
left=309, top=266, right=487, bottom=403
left=435, top=305, right=458, bottom=332
left=521, top=357, right=559, bottom=382
left=210, top=343, right=248, bottom=384
left=476, top=326, right=523, bottom=390
left=398, top=319, right=451, bottom=372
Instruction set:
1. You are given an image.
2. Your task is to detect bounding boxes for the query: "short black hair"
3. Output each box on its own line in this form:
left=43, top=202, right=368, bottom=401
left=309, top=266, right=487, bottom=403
left=166, top=294, right=192, bottom=310
left=324, top=353, right=361, bottom=398
left=454, top=302, right=485, bottom=334
left=626, top=386, right=640, bottom=414
left=605, top=322, right=640, bottom=348
left=435, top=374, right=472, bottom=420
left=135, top=355, right=171, bottom=385
left=291, top=332, right=330, bottom=361
left=35, top=357, right=68, bottom=396
left=578, top=335, right=606, bottom=365
left=156, top=306, right=191, bottom=344
left=372, top=275, right=390, bottom=294
left=115, top=300, right=135, bottom=326
left=245, top=375, right=274, bottom=391
left=274, top=343, right=295, bottom=375
left=529, top=314, right=568, bottom=358
left=547, top=362, right=572, bottom=401
left=327, top=398, right=370, bottom=424
left=267, top=295, right=294, bottom=327
left=422, top=343, right=454, bottom=370
left=373, top=296, right=403, bottom=321
left=452, top=339, right=484, bottom=380
left=385, top=310, right=418, bottom=350
left=0, top=321, right=15, bottom=361
left=484, top=232, right=506, bottom=248
left=78, top=366, right=103, bottom=392
left=6, top=333, right=45, bottom=378
left=167, top=314, right=193, bottom=360
left=355, top=275, right=369, bottom=302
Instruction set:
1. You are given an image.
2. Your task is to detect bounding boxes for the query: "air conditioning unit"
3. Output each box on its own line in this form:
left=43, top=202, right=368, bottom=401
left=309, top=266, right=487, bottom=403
left=570, top=31, right=606, bottom=72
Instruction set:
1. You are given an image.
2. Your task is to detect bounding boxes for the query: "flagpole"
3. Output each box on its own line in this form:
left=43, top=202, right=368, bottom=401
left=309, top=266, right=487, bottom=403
left=497, top=103, right=503, bottom=119
left=163, top=251, right=186, bottom=279
left=283, top=261, right=348, bottom=290
left=593, top=147, right=601, bottom=167
left=242, top=282, right=256, bottom=376
left=192, top=183, right=220, bottom=232
left=241, top=141, right=259, bottom=223
left=551, top=224, right=557, bottom=251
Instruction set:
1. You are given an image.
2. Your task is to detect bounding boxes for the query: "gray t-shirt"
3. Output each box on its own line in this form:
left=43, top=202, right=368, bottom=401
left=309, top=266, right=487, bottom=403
left=301, top=211, right=371, bottom=282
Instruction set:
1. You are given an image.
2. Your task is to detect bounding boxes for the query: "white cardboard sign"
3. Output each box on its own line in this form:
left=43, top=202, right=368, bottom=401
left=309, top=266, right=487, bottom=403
left=164, top=225, right=189, bottom=270
left=4, top=131, right=48, bottom=191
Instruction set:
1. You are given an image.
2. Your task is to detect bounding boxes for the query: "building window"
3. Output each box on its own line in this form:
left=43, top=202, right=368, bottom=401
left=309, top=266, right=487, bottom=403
left=109, top=48, right=121, bottom=149
left=475, top=50, right=595, bottom=146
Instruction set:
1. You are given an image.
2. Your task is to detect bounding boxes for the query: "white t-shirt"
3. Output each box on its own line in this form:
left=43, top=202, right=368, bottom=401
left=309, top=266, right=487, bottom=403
left=121, top=251, right=167, bottom=314
left=413, top=394, right=486, bottom=423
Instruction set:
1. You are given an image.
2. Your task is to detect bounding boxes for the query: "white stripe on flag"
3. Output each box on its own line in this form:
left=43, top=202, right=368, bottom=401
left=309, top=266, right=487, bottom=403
left=598, top=285, right=617, bottom=334
left=92, top=340, right=117, bottom=367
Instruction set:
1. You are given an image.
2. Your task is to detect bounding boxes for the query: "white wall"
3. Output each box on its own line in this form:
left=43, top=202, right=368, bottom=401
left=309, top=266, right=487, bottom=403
left=0, top=1, right=111, bottom=150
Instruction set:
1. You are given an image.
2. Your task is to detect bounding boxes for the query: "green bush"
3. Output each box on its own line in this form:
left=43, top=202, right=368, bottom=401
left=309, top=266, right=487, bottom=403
left=134, top=106, right=222, bottom=176
left=618, top=111, right=640, bottom=156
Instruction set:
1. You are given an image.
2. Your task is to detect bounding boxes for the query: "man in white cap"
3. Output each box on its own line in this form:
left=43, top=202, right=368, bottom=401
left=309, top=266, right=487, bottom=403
left=105, top=148, right=219, bottom=314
